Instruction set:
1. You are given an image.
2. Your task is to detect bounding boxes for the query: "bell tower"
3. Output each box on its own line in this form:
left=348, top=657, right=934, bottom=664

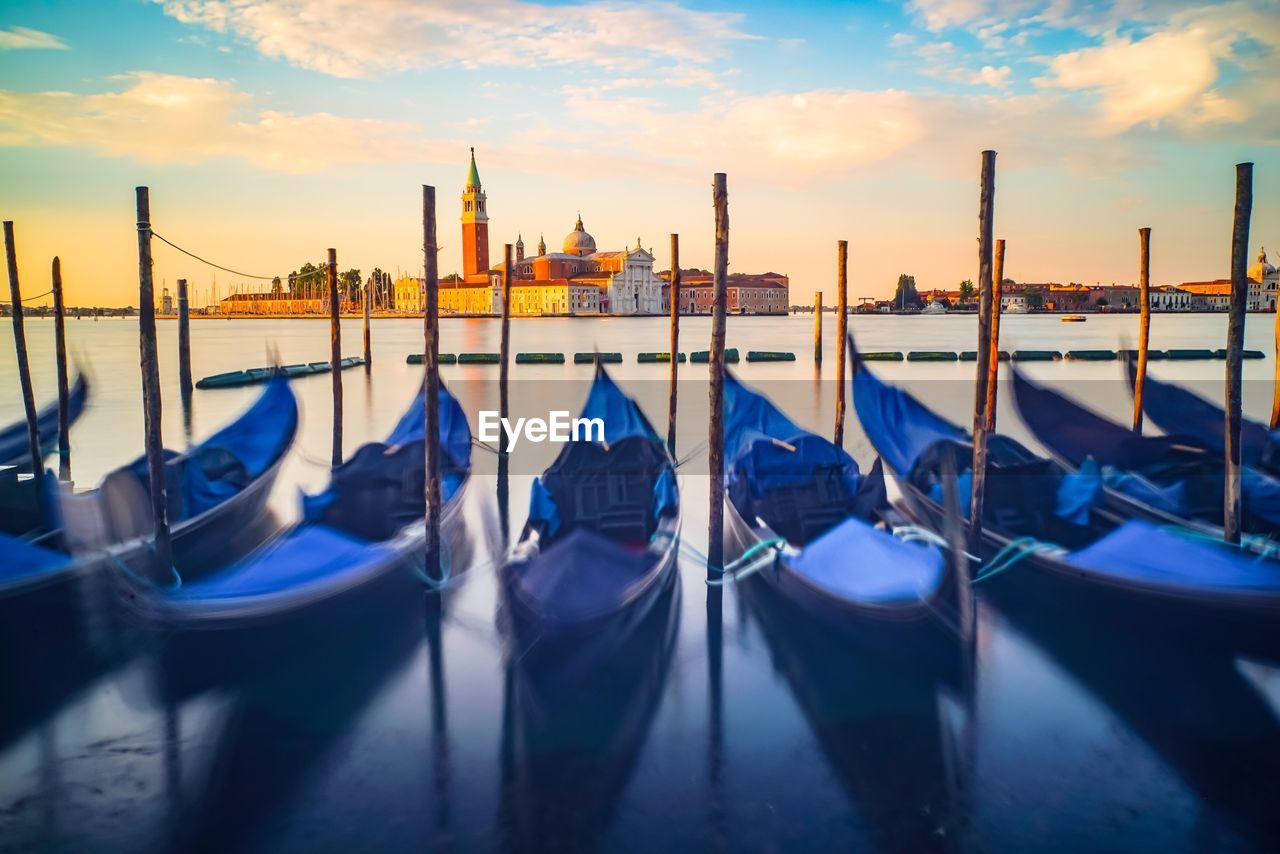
left=461, top=147, right=489, bottom=279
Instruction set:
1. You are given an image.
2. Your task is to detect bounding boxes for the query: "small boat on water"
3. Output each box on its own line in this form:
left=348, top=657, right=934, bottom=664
left=502, top=364, right=679, bottom=653
left=0, top=374, right=88, bottom=471
left=1061, top=314, right=1087, bottom=322
left=921, top=298, right=948, bottom=315
left=721, top=372, right=954, bottom=644
left=850, top=337, right=1280, bottom=654
left=139, top=377, right=472, bottom=684
left=1, top=376, right=298, bottom=682
left=197, top=356, right=365, bottom=390
left=1011, top=366, right=1280, bottom=540
left=1126, top=357, right=1280, bottom=476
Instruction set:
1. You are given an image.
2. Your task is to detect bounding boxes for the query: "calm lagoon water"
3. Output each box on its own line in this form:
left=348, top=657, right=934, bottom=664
left=2, top=313, right=1280, bottom=851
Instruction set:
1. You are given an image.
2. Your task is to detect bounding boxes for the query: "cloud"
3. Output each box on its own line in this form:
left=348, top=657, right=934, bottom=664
left=0, top=73, right=433, bottom=172
left=156, top=0, right=754, bottom=78
left=0, top=26, right=67, bottom=50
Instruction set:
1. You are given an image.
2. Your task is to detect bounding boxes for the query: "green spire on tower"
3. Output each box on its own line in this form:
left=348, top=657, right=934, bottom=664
left=466, top=147, right=481, bottom=189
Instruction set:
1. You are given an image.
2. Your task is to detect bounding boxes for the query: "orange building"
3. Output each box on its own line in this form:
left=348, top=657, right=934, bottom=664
left=660, top=270, right=790, bottom=315
left=461, top=148, right=490, bottom=282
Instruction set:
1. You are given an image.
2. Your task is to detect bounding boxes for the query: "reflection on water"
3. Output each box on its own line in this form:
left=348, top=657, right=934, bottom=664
left=2, top=315, right=1280, bottom=850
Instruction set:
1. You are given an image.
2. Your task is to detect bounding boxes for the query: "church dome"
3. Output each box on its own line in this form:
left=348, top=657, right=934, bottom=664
left=563, top=214, right=596, bottom=256
left=1250, top=247, right=1275, bottom=281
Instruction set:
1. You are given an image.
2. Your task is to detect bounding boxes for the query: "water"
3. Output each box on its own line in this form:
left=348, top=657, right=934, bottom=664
left=3, top=313, right=1280, bottom=851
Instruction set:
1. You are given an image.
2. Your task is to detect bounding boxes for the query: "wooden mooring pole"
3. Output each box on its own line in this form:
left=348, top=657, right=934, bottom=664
left=363, top=273, right=373, bottom=371
left=1224, top=163, right=1252, bottom=545
left=984, top=239, right=1005, bottom=433
left=135, top=188, right=172, bottom=572
left=498, top=243, right=513, bottom=540
left=51, top=256, right=71, bottom=481
left=1133, top=227, right=1152, bottom=432
left=177, top=277, right=192, bottom=398
left=667, top=234, right=681, bottom=457
left=708, top=173, right=729, bottom=573
left=834, top=242, right=849, bottom=446
left=969, top=150, right=997, bottom=551
left=328, top=247, right=342, bottom=467
left=423, top=185, right=442, bottom=580
left=4, top=222, right=42, bottom=489
left=813, top=291, right=823, bottom=365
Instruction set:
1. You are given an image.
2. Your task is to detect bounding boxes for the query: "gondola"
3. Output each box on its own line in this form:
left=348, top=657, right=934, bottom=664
left=139, top=377, right=472, bottom=690
left=59, top=373, right=300, bottom=575
left=0, top=373, right=89, bottom=471
left=850, top=338, right=1280, bottom=655
left=1011, top=365, right=1280, bottom=539
left=721, top=372, right=954, bottom=647
left=501, top=364, right=679, bottom=657
left=1126, top=356, right=1280, bottom=475
left=1, top=376, right=299, bottom=701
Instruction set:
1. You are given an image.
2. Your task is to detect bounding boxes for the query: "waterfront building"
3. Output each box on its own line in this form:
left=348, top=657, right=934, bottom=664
left=660, top=270, right=790, bottom=315
left=220, top=291, right=335, bottom=315
left=1149, top=286, right=1192, bottom=311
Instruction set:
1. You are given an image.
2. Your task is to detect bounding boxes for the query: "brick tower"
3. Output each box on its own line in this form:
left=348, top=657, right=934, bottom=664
left=461, top=147, right=489, bottom=280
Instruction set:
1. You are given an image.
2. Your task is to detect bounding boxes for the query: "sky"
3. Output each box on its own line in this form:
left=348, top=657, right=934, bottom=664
left=0, top=0, right=1277, bottom=307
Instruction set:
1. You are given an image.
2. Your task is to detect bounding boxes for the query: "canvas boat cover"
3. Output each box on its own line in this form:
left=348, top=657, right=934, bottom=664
left=789, top=515, right=946, bottom=605
left=173, top=381, right=470, bottom=604
left=1066, top=520, right=1280, bottom=595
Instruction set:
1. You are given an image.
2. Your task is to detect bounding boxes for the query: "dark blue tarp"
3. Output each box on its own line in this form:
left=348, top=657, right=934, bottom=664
left=1067, top=520, right=1280, bottom=593
left=124, top=376, right=298, bottom=520
left=171, top=524, right=393, bottom=601
left=790, top=515, right=946, bottom=604
left=0, top=531, right=72, bottom=587
left=303, top=379, right=472, bottom=537
left=1128, top=358, right=1277, bottom=468
left=852, top=362, right=967, bottom=475
left=511, top=526, right=658, bottom=623
left=526, top=368, right=673, bottom=541
left=0, top=374, right=88, bottom=470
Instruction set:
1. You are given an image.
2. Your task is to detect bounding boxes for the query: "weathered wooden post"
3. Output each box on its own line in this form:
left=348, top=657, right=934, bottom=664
left=983, top=239, right=1005, bottom=432
left=363, top=273, right=373, bottom=372
left=708, top=173, right=729, bottom=573
left=667, top=234, right=681, bottom=457
left=328, top=247, right=342, bottom=467
left=51, top=256, right=71, bottom=481
left=834, top=241, right=849, bottom=446
left=813, top=291, right=823, bottom=365
left=1273, top=296, right=1280, bottom=429
left=135, top=188, right=172, bottom=572
left=4, top=223, right=42, bottom=488
left=423, top=185, right=442, bottom=581
left=969, top=150, right=997, bottom=551
left=498, top=243, right=513, bottom=539
left=1224, top=163, right=1252, bottom=545
left=177, top=277, right=193, bottom=398
left=1133, top=227, right=1152, bottom=432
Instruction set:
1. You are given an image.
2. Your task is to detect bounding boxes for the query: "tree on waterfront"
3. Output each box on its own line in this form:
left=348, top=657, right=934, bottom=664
left=341, top=268, right=361, bottom=304
left=893, top=273, right=920, bottom=309
left=1026, top=286, right=1044, bottom=310
left=958, top=279, right=975, bottom=304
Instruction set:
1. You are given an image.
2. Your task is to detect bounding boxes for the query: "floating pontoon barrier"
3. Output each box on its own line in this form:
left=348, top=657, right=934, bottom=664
left=1065, top=349, right=1117, bottom=361
left=859, top=351, right=904, bottom=361
left=690, top=348, right=739, bottom=363
left=1166, top=349, right=1217, bottom=360
left=405, top=353, right=458, bottom=365
left=1214, top=348, right=1265, bottom=359
left=959, top=351, right=1010, bottom=362
left=746, top=351, right=796, bottom=362
left=1012, top=350, right=1063, bottom=361
left=574, top=352, right=623, bottom=364
left=515, top=352, right=565, bottom=364
left=458, top=353, right=501, bottom=364
left=1119, top=349, right=1168, bottom=360
left=906, top=351, right=958, bottom=362
left=638, top=352, right=687, bottom=363
left=196, top=357, right=366, bottom=390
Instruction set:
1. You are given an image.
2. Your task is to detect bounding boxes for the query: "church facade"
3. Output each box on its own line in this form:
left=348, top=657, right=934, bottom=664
left=421, top=151, right=667, bottom=316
